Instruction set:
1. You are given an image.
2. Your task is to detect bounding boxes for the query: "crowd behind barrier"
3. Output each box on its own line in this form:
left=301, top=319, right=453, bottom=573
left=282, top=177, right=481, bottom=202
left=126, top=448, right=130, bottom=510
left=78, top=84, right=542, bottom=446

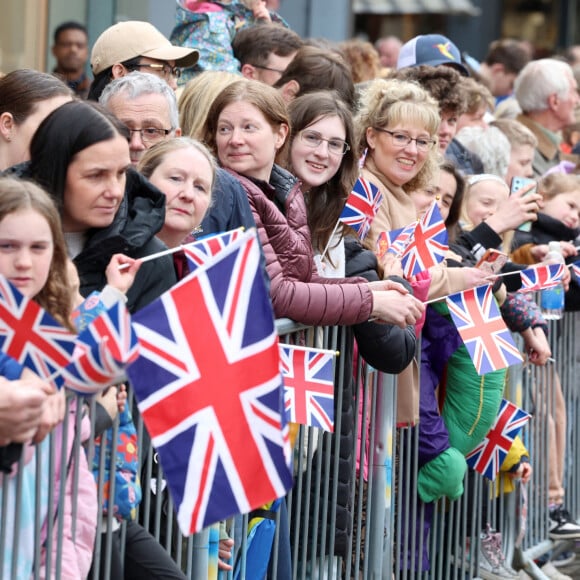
left=1, top=312, right=578, bottom=579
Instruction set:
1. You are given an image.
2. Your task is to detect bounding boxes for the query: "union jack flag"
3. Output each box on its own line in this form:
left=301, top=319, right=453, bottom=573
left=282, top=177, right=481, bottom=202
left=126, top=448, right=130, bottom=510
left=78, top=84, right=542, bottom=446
left=64, top=301, right=139, bottom=394
left=182, top=228, right=244, bottom=272
left=446, top=284, right=523, bottom=375
left=279, top=344, right=335, bottom=432
left=465, top=399, right=531, bottom=480
left=0, top=275, right=76, bottom=388
left=519, top=263, right=566, bottom=292
left=126, top=229, right=292, bottom=536
left=399, top=202, right=448, bottom=277
left=375, top=223, right=415, bottom=260
left=339, top=176, right=383, bottom=239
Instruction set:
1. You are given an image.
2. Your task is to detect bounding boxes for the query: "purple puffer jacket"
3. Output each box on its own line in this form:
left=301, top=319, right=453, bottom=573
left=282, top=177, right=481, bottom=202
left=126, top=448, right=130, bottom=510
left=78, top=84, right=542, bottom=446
left=226, top=166, right=374, bottom=326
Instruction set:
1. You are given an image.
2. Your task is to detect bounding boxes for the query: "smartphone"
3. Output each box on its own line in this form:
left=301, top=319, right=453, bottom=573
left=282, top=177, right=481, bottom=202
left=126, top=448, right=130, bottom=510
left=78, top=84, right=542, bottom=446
left=475, top=248, right=508, bottom=275
left=510, top=176, right=537, bottom=232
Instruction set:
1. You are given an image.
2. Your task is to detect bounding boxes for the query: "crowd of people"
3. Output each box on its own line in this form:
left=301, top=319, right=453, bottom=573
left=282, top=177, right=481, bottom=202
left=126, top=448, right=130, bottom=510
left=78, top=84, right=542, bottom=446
left=1, top=2, right=580, bottom=578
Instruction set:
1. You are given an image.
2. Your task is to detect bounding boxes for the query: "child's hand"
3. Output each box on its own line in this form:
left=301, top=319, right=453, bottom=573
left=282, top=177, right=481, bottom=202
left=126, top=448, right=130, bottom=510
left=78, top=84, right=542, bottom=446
left=559, top=241, right=577, bottom=259
left=251, top=0, right=271, bottom=21
left=218, top=538, right=234, bottom=571
left=509, top=462, right=532, bottom=484
left=105, top=254, right=142, bottom=295
left=116, top=383, right=127, bottom=414
left=522, top=326, right=551, bottom=365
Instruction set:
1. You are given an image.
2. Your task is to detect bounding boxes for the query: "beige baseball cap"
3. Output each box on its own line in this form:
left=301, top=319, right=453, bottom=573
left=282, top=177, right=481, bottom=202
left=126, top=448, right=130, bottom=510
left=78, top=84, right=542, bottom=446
left=91, top=21, right=199, bottom=75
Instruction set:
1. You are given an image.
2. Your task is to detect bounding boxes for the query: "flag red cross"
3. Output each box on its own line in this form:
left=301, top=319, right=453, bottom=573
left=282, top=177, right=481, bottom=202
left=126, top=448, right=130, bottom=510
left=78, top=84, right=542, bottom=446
left=284, top=350, right=334, bottom=430
left=470, top=403, right=514, bottom=469
left=139, top=242, right=281, bottom=531
left=0, top=300, right=70, bottom=367
left=455, top=290, right=509, bottom=371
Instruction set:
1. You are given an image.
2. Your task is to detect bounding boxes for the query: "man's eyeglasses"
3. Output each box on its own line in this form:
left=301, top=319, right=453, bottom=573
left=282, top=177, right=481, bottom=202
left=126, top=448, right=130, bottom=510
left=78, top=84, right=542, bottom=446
left=131, top=63, right=182, bottom=80
left=373, top=128, right=436, bottom=152
left=299, top=130, right=350, bottom=156
left=127, top=127, right=171, bottom=145
left=250, top=64, right=286, bottom=75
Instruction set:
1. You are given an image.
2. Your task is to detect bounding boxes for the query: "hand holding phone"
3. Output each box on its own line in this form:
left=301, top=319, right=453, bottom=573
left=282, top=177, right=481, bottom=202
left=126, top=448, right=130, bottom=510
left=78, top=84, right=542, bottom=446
left=510, top=176, right=537, bottom=232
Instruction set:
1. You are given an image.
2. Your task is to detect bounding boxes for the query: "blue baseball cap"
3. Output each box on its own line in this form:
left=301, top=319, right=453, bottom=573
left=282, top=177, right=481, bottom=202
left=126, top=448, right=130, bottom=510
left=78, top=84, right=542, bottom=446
left=397, top=34, right=469, bottom=76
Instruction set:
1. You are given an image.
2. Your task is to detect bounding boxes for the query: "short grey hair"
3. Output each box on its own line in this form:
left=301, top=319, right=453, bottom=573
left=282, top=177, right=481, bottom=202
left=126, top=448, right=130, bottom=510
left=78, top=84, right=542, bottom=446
left=455, top=125, right=510, bottom=179
left=514, top=59, right=574, bottom=114
left=99, top=71, right=179, bottom=130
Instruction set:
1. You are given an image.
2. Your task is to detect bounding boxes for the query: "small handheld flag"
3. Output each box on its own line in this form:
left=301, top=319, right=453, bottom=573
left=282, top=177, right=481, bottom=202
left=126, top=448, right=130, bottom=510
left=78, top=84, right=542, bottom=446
left=339, top=176, right=383, bottom=240
left=519, top=263, right=566, bottom=292
left=0, top=275, right=76, bottom=388
left=446, top=285, right=523, bottom=375
left=279, top=344, right=336, bottom=432
left=466, top=399, right=531, bottom=480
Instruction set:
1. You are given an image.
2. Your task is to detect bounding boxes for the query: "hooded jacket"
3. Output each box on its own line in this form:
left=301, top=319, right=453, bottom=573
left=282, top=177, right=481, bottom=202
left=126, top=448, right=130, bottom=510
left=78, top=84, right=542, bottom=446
left=71, top=169, right=176, bottom=313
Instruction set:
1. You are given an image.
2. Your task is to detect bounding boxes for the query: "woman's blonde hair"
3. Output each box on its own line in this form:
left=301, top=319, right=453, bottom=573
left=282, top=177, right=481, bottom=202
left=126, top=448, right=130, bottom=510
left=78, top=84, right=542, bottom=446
left=0, top=177, right=73, bottom=329
left=178, top=71, right=241, bottom=140
left=355, top=78, right=440, bottom=192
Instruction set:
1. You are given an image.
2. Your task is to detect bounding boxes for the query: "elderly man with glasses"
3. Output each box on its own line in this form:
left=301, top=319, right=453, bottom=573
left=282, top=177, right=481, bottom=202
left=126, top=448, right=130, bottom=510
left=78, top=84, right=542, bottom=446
left=100, top=72, right=181, bottom=166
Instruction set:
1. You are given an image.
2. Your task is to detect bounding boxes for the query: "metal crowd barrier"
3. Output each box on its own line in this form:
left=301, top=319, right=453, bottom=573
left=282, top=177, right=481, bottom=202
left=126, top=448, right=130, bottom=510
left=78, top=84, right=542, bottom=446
left=0, top=313, right=577, bottom=579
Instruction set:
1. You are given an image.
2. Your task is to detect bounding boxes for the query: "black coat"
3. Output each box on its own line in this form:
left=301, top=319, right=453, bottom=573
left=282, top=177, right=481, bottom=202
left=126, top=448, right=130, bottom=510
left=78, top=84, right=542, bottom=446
left=71, top=169, right=177, bottom=313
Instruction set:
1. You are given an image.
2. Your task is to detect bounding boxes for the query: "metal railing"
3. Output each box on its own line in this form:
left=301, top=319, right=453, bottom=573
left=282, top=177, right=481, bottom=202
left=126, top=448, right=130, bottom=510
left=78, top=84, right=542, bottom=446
left=0, top=313, right=577, bottom=579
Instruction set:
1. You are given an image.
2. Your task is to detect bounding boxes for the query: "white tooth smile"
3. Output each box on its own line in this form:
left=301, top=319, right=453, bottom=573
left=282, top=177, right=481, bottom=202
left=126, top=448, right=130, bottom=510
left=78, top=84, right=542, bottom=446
left=398, top=159, right=414, bottom=166
left=308, top=162, right=326, bottom=170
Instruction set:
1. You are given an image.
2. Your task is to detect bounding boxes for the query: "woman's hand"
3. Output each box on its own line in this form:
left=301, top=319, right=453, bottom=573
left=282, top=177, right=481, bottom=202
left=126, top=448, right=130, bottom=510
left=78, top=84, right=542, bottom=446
left=461, top=267, right=496, bottom=290
left=379, top=253, right=404, bottom=278
left=0, top=375, right=53, bottom=445
left=32, top=387, right=66, bottom=444
left=105, top=254, right=142, bottom=295
left=369, top=281, right=424, bottom=328
left=485, top=185, right=542, bottom=234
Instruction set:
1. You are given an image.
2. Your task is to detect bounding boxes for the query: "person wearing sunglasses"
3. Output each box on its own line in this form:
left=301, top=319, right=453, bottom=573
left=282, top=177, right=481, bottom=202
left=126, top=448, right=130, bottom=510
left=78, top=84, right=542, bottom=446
left=88, top=21, right=199, bottom=101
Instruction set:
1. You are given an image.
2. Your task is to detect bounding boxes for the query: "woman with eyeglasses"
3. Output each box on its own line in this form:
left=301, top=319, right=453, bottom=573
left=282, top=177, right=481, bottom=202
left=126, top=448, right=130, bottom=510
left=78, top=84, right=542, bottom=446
left=203, top=79, right=424, bottom=328
left=283, top=90, right=417, bottom=576
left=203, top=77, right=422, bottom=580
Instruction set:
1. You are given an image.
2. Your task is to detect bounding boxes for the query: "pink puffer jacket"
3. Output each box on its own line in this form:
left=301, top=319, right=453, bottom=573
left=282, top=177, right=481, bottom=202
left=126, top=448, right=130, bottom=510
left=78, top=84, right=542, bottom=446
left=227, top=166, right=374, bottom=326
left=40, top=399, right=98, bottom=579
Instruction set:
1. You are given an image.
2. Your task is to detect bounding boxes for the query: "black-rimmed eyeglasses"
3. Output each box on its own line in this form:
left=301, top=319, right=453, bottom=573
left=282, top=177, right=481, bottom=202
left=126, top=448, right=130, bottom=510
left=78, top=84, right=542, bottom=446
left=130, top=63, right=182, bottom=80
left=373, top=128, right=436, bottom=152
left=299, top=130, right=350, bottom=156
left=250, top=64, right=286, bottom=75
